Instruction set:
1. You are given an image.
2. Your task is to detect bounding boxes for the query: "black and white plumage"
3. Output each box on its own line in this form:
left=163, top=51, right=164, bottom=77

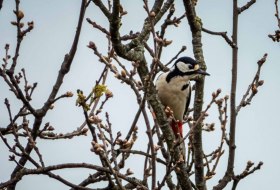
left=155, top=56, right=209, bottom=137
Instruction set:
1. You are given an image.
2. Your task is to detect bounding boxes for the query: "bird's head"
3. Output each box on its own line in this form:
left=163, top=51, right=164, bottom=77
left=173, top=56, right=210, bottom=79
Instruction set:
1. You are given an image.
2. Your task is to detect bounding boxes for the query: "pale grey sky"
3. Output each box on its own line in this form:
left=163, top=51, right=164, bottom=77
left=0, top=0, right=279, bottom=190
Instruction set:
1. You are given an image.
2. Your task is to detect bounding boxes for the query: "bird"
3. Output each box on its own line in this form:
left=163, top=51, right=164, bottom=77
left=155, top=56, right=210, bottom=138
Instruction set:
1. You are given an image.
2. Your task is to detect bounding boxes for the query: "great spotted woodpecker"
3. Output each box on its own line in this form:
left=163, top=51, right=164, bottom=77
left=155, top=56, right=209, bottom=137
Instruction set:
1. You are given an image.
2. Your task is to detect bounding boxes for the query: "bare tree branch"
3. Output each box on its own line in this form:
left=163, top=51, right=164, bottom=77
left=202, top=27, right=236, bottom=48
left=236, top=53, right=267, bottom=115
left=1, top=163, right=146, bottom=190
left=238, top=0, right=256, bottom=14
left=232, top=161, right=263, bottom=190
left=268, top=0, right=280, bottom=42
left=213, top=1, right=239, bottom=189
left=183, top=0, right=208, bottom=189
left=92, top=0, right=111, bottom=19
left=6, top=1, right=87, bottom=190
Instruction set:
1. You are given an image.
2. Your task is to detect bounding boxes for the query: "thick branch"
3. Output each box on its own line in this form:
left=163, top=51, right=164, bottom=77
left=213, top=1, right=239, bottom=189
left=183, top=0, right=207, bottom=190
left=228, top=0, right=239, bottom=178
left=92, top=0, right=111, bottom=19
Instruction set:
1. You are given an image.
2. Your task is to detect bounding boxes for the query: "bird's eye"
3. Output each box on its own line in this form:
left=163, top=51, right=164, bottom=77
left=188, top=65, right=194, bottom=70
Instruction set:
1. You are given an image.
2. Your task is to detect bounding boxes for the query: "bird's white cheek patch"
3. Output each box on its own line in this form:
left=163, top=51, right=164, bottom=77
left=177, top=61, right=189, bottom=72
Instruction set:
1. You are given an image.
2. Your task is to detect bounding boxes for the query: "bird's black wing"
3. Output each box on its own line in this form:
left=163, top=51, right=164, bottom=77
left=184, top=84, right=191, bottom=116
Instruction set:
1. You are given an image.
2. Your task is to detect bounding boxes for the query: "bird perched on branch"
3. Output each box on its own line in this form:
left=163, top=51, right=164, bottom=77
left=156, top=56, right=210, bottom=137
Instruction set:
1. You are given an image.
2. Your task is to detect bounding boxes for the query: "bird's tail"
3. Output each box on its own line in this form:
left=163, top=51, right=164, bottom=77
left=171, top=120, right=183, bottom=137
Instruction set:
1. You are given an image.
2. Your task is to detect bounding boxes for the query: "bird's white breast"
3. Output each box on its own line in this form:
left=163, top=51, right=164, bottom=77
left=155, top=73, right=191, bottom=120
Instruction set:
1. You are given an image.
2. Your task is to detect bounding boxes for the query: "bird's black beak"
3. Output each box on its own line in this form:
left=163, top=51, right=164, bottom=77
left=196, top=69, right=210, bottom=76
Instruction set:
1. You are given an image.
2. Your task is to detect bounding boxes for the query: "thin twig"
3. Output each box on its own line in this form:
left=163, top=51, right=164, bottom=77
left=180, top=89, right=222, bottom=144
left=232, top=161, right=263, bottom=190
left=141, top=96, right=157, bottom=190
left=236, top=53, right=267, bottom=115
left=238, top=0, right=256, bottom=14
left=119, top=149, right=166, bottom=165
left=202, top=27, right=236, bottom=48
left=275, top=0, right=280, bottom=29
left=164, top=45, right=187, bottom=67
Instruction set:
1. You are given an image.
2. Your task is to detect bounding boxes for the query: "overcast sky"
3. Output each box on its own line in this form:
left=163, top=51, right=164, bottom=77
left=1, top=0, right=280, bottom=190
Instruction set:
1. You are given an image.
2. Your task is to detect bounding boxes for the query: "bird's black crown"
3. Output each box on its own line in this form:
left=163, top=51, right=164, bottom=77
left=174, top=56, right=197, bottom=66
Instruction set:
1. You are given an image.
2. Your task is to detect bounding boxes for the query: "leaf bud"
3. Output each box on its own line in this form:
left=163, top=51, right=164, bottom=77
left=182, top=45, right=187, bottom=51
left=149, top=11, right=156, bottom=17
left=47, top=132, right=55, bottom=137
left=257, top=53, right=267, bottom=67
left=121, top=69, right=126, bottom=78
left=133, top=126, right=138, bottom=131
left=105, top=90, right=113, bottom=98
left=66, top=91, right=73, bottom=97
left=251, top=84, right=258, bottom=94
left=258, top=80, right=264, bottom=86
left=49, top=104, right=54, bottom=110
left=212, top=92, right=216, bottom=98
left=19, top=22, right=24, bottom=28
left=114, top=73, right=121, bottom=79
left=48, top=126, right=54, bottom=131
left=216, top=98, right=224, bottom=106
left=209, top=123, right=215, bottom=131
left=163, top=39, right=172, bottom=47
left=27, top=21, right=34, bottom=29
left=247, top=160, right=254, bottom=167
left=89, top=115, right=102, bottom=124
left=17, top=10, right=24, bottom=20
left=126, top=168, right=134, bottom=176
left=5, top=44, right=9, bottom=50
left=82, top=128, right=88, bottom=135
left=224, top=95, right=229, bottom=100
left=88, top=41, right=96, bottom=49
left=117, top=131, right=122, bottom=137
left=11, top=21, right=17, bottom=26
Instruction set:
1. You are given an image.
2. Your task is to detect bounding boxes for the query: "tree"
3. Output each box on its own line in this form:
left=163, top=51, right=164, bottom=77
left=0, top=0, right=277, bottom=190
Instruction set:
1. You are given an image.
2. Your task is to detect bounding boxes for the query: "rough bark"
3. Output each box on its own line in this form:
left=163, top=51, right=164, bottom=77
left=183, top=1, right=207, bottom=190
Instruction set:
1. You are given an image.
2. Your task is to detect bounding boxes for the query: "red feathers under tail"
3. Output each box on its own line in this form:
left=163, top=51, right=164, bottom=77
left=171, top=120, right=183, bottom=137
